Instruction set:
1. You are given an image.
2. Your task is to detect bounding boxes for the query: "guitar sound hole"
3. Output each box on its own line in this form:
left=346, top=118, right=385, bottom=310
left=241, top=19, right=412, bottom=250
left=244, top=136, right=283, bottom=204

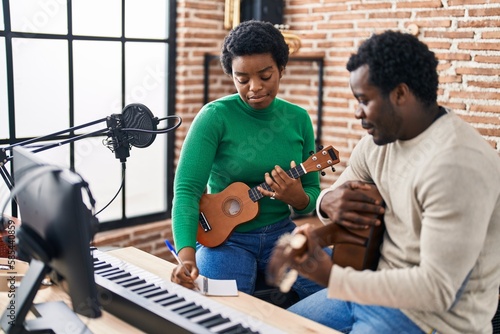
left=223, top=197, right=242, bottom=217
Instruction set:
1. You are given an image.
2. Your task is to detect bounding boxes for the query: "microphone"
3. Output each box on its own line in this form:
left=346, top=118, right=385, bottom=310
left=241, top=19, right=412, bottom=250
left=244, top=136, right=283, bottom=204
left=104, top=103, right=182, bottom=162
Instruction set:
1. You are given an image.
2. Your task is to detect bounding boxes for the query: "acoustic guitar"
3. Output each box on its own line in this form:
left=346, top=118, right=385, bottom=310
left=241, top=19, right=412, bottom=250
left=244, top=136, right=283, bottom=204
left=266, top=183, right=385, bottom=292
left=197, top=145, right=340, bottom=248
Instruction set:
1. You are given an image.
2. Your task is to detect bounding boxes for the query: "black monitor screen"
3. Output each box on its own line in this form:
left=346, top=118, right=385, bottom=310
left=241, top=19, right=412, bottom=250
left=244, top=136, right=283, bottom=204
left=1, top=147, right=101, bottom=332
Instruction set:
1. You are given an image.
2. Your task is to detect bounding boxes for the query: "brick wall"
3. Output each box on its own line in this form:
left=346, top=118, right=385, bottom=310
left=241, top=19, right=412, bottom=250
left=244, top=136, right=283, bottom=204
left=95, top=0, right=500, bottom=255
left=177, top=0, right=500, bottom=181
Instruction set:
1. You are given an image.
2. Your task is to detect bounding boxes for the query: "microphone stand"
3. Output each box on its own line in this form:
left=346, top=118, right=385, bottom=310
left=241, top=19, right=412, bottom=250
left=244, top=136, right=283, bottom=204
left=0, top=164, right=13, bottom=190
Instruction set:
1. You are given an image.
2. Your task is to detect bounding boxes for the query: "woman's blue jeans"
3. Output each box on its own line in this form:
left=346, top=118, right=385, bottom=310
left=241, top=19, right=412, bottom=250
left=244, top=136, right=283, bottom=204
left=288, top=289, right=425, bottom=333
left=196, top=217, right=325, bottom=299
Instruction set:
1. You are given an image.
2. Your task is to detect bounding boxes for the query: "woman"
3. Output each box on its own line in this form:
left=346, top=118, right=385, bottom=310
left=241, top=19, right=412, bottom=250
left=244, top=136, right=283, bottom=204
left=171, top=20, right=322, bottom=300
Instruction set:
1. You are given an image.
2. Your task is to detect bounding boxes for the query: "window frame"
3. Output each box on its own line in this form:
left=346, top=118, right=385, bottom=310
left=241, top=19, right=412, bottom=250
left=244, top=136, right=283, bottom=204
left=0, top=0, right=177, bottom=231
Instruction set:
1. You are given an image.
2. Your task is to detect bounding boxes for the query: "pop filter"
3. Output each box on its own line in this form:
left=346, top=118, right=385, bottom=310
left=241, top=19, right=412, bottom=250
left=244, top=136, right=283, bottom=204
left=121, top=103, right=158, bottom=148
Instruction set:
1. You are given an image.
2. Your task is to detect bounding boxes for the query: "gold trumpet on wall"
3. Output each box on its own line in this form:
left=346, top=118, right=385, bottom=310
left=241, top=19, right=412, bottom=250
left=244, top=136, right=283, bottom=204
left=224, top=0, right=302, bottom=55
left=276, top=24, right=302, bottom=55
left=224, top=0, right=240, bottom=29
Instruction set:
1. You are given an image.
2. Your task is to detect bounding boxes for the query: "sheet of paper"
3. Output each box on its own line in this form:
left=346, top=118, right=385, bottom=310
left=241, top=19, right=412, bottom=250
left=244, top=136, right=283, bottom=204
left=195, top=275, right=238, bottom=296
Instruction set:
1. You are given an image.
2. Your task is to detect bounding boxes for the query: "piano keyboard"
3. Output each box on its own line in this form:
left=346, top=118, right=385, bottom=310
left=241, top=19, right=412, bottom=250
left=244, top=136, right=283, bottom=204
left=92, top=249, right=286, bottom=334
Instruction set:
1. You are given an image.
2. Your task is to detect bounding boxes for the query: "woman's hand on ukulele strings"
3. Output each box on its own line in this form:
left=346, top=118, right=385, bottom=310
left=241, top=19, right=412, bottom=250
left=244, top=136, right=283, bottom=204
left=258, top=161, right=310, bottom=210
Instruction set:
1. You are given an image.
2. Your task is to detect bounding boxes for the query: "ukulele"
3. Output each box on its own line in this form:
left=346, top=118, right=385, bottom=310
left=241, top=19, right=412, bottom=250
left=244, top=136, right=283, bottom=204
left=197, top=145, right=340, bottom=248
left=266, top=183, right=385, bottom=292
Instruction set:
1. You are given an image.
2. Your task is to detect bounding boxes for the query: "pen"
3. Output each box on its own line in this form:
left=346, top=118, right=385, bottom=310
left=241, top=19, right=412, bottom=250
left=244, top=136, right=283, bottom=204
left=164, top=239, right=191, bottom=277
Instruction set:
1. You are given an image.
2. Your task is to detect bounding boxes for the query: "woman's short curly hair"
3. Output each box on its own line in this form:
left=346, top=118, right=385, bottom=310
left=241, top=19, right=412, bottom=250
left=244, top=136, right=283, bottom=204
left=220, top=20, right=289, bottom=75
left=346, top=30, right=439, bottom=107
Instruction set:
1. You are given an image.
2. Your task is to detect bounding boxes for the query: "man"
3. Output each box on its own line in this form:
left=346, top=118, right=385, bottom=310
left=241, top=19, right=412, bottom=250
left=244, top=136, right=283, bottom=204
left=270, top=31, right=500, bottom=333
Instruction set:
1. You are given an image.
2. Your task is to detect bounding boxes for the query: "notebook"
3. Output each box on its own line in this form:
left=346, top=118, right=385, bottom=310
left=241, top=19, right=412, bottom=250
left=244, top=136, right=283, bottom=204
left=194, top=275, right=238, bottom=296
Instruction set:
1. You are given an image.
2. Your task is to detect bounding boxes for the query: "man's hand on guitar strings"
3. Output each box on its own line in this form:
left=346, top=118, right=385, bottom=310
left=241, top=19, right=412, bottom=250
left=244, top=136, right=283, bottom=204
left=265, top=232, right=300, bottom=293
left=287, top=224, right=332, bottom=287
left=258, top=161, right=310, bottom=210
left=320, top=181, right=385, bottom=230
left=266, top=224, right=332, bottom=289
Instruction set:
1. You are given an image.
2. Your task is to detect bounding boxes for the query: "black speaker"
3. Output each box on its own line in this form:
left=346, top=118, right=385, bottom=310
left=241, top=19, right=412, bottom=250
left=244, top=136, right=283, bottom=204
left=240, top=0, right=284, bottom=25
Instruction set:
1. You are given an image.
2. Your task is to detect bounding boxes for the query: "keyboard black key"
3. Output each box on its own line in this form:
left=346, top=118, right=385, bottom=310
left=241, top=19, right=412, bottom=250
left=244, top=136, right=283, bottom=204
left=160, top=296, right=185, bottom=307
left=218, top=324, right=256, bottom=334
left=173, top=303, right=200, bottom=315
left=107, top=272, right=132, bottom=281
left=137, top=286, right=162, bottom=296
left=143, top=289, right=171, bottom=299
left=94, top=263, right=112, bottom=271
left=153, top=293, right=178, bottom=304
left=131, top=283, right=155, bottom=293
left=100, top=268, right=122, bottom=278
left=183, top=307, right=210, bottom=319
left=199, top=314, right=231, bottom=328
left=122, top=278, right=146, bottom=288
left=114, top=276, right=139, bottom=285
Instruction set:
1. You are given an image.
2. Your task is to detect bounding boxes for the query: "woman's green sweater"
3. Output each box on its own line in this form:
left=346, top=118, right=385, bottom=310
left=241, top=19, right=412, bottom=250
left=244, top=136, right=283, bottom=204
left=172, top=94, right=320, bottom=252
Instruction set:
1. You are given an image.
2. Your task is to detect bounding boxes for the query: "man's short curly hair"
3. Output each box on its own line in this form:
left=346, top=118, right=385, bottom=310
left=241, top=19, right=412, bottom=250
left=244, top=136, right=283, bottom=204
left=220, top=20, right=289, bottom=75
left=346, top=30, right=439, bottom=107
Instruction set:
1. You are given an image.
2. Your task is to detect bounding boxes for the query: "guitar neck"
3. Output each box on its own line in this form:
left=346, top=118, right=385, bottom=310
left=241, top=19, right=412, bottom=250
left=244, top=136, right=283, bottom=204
left=248, top=165, right=305, bottom=202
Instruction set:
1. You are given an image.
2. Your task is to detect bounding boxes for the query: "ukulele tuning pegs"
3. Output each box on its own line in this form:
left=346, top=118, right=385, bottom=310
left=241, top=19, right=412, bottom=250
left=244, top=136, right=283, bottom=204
left=309, top=151, right=314, bottom=155
left=331, top=166, right=336, bottom=172
left=321, top=171, right=326, bottom=176
left=317, top=145, right=324, bottom=150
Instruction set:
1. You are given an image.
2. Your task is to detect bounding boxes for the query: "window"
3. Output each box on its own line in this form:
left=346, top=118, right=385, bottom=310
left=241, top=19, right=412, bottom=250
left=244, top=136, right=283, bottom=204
left=0, top=0, right=177, bottom=231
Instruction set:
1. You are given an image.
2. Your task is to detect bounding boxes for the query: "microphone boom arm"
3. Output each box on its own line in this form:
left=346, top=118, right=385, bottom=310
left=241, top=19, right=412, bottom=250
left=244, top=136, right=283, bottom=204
left=1, top=104, right=182, bottom=190
left=0, top=117, right=109, bottom=169
left=5, top=117, right=108, bottom=151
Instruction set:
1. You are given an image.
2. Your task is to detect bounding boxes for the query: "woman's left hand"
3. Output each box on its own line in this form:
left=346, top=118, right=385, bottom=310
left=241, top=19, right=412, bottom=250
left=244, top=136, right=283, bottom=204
left=258, top=161, right=309, bottom=210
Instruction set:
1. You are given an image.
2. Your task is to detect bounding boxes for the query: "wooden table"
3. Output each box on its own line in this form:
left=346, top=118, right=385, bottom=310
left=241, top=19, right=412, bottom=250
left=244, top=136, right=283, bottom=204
left=0, top=247, right=340, bottom=333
